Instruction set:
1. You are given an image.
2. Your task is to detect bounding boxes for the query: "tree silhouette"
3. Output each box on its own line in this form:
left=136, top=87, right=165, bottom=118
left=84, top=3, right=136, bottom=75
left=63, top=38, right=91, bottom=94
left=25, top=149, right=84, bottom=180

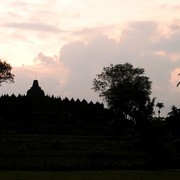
left=93, top=63, right=153, bottom=123
left=167, top=105, right=180, bottom=117
left=166, top=106, right=180, bottom=136
left=156, top=102, right=164, bottom=118
left=0, top=60, right=15, bottom=85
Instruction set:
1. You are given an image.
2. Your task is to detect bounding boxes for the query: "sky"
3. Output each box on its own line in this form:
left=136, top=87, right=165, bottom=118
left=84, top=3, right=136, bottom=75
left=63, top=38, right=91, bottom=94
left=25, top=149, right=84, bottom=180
left=1, top=0, right=180, bottom=116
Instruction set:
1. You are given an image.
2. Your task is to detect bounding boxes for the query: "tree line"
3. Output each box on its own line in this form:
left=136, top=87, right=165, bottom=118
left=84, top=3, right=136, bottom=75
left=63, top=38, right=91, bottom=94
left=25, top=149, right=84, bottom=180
left=0, top=60, right=180, bottom=136
left=0, top=94, right=109, bottom=135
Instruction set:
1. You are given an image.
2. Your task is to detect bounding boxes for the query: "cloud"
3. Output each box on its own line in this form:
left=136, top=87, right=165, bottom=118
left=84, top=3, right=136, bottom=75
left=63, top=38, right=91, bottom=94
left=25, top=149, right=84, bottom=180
left=10, top=1, right=33, bottom=8
left=159, top=3, right=180, bottom=10
left=34, top=52, right=57, bottom=65
left=155, top=32, right=180, bottom=53
left=60, top=23, right=157, bottom=101
left=2, top=20, right=180, bottom=115
left=59, top=36, right=117, bottom=101
left=58, top=21, right=180, bottom=114
left=31, top=53, right=69, bottom=86
left=3, top=22, right=64, bottom=33
left=0, top=52, right=69, bottom=97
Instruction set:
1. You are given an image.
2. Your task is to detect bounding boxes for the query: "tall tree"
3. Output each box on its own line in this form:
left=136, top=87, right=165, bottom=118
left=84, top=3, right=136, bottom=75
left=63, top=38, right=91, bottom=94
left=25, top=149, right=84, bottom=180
left=156, top=102, right=164, bottom=118
left=93, top=63, right=154, bottom=122
left=0, top=60, right=14, bottom=85
left=166, top=106, right=180, bottom=136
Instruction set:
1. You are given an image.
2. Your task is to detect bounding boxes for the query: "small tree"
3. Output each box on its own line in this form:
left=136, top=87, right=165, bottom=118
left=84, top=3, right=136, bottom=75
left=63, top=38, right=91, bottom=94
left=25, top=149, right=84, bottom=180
left=0, top=60, right=14, bottom=85
left=93, top=63, right=154, bottom=123
left=168, top=105, right=180, bottom=117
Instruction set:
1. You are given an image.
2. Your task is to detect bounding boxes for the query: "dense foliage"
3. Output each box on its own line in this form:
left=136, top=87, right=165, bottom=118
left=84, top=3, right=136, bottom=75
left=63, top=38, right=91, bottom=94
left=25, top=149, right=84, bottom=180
left=0, top=93, right=178, bottom=138
left=93, top=63, right=154, bottom=123
left=0, top=62, right=180, bottom=137
left=0, top=95, right=110, bottom=135
left=0, top=60, right=14, bottom=85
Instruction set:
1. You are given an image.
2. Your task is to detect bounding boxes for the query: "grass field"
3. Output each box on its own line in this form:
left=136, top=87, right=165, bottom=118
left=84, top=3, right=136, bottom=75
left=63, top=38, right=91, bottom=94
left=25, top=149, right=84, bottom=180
left=0, top=134, right=180, bottom=170
left=0, top=134, right=149, bottom=170
left=0, top=171, right=180, bottom=180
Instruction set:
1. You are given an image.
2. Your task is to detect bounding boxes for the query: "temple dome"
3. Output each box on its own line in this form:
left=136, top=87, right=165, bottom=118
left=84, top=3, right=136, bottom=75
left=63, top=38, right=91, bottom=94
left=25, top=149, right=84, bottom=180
left=27, top=80, right=45, bottom=98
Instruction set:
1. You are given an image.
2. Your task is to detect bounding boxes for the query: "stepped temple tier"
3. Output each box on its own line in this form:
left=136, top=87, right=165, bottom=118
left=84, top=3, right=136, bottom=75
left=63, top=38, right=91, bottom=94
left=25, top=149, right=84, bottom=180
left=27, top=80, right=45, bottom=97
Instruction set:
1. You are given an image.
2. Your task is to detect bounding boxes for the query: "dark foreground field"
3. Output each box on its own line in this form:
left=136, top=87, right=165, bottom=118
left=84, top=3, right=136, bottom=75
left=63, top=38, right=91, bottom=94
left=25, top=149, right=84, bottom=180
left=1, top=170, right=180, bottom=180
left=0, top=134, right=148, bottom=170
left=1, top=134, right=180, bottom=170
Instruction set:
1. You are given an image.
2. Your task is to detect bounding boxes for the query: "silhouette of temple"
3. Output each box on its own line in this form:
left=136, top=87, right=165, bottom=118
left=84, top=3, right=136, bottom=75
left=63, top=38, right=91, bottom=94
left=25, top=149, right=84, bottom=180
left=27, top=80, right=45, bottom=97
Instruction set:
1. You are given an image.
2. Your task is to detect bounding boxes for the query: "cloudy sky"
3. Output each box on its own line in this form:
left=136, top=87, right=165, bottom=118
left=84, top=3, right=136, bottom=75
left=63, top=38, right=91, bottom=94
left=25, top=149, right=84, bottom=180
left=1, top=0, right=180, bottom=116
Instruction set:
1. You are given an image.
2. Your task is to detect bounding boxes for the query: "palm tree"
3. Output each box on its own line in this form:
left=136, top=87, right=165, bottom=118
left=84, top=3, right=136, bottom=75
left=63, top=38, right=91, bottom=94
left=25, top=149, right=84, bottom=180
left=156, top=102, right=164, bottom=118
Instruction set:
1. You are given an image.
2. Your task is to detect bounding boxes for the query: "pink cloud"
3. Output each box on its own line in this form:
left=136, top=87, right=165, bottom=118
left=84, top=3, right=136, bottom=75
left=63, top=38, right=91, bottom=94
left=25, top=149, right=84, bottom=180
left=160, top=4, right=180, bottom=10
left=3, top=22, right=64, bottom=33
left=1, top=20, right=180, bottom=114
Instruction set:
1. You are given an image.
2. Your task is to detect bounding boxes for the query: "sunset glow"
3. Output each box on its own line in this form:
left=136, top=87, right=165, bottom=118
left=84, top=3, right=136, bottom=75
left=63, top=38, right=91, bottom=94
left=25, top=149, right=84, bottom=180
left=1, top=0, right=180, bottom=115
